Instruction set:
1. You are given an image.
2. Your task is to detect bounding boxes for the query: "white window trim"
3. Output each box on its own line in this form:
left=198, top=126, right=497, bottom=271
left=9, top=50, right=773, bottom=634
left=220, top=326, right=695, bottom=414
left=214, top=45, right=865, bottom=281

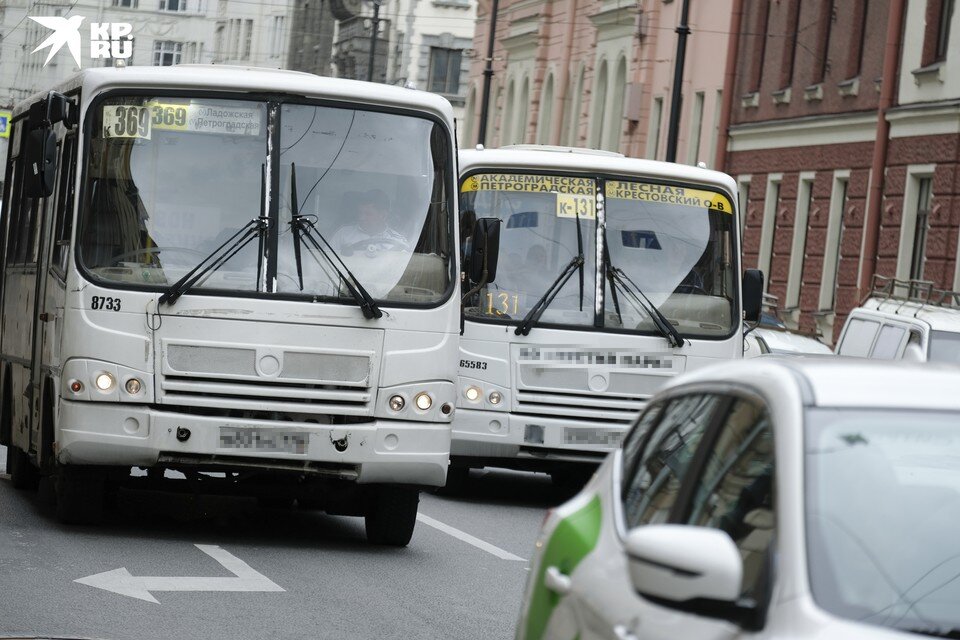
left=896, top=164, right=936, bottom=280
left=819, top=169, right=851, bottom=311
left=758, top=173, right=783, bottom=290
left=786, top=171, right=816, bottom=311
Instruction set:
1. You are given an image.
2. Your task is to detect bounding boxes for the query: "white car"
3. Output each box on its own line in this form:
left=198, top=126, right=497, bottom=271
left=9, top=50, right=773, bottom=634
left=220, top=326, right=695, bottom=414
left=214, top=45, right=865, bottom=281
left=516, top=357, right=960, bottom=640
left=744, top=326, right=833, bottom=357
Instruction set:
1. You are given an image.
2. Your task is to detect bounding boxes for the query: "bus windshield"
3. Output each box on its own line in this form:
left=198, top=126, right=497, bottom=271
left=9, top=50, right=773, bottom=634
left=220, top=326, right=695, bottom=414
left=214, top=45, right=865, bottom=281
left=78, top=95, right=452, bottom=305
left=460, top=172, right=735, bottom=338
left=460, top=173, right=597, bottom=326
left=603, top=180, right=735, bottom=338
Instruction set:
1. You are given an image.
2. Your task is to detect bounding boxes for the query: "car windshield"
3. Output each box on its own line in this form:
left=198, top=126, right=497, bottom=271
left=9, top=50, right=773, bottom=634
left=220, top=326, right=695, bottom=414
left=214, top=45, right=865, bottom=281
left=78, top=95, right=452, bottom=305
left=806, top=408, right=960, bottom=635
left=928, top=330, right=960, bottom=363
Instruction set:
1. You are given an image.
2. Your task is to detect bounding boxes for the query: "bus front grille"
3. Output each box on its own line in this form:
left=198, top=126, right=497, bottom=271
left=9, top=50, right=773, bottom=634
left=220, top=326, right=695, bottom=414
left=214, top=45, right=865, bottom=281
left=160, top=375, right=372, bottom=415
left=514, top=389, right=645, bottom=424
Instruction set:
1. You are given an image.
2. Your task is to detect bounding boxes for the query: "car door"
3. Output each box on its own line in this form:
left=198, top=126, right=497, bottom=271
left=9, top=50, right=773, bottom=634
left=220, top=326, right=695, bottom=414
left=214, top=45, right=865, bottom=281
left=557, top=392, right=729, bottom=640
left=630, top=394, right=777, bottom=640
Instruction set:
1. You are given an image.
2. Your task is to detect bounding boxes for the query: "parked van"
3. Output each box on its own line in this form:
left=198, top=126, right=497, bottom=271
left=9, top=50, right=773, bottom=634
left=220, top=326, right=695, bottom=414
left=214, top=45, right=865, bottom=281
left=835, top=276, right=960, bottom=363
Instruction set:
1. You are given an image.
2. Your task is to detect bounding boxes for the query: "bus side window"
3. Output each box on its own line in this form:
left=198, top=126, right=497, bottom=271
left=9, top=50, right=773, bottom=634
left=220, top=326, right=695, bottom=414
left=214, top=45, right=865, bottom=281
left=4, top=124, right=29, bottom=266
left=52, top=134, right=77, bottom=274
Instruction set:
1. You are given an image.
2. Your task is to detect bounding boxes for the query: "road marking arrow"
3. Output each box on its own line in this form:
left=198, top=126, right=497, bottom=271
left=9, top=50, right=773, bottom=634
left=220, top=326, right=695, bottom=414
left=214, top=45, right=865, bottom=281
left=74, top=544, right=284, bottom=603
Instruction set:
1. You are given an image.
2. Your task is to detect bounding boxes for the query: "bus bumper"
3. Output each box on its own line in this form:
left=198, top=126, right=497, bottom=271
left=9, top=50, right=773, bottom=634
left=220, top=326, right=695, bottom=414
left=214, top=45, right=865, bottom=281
left=450, top=408, right=626, bottom=465
left=55, top=400, right=451, bottom=486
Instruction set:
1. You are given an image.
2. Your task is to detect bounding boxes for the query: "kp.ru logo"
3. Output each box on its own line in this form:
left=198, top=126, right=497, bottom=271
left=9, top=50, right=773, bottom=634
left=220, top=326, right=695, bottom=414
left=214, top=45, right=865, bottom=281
left=28, top=16, right=133, bottom=68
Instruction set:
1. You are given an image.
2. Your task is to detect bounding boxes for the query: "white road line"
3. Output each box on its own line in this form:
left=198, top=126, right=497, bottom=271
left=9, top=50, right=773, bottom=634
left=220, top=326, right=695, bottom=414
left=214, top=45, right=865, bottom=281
left=416, top=513, right=525, bottom=562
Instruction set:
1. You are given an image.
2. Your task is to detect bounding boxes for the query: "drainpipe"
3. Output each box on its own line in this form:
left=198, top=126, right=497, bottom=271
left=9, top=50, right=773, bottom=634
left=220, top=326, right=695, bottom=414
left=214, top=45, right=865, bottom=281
left=664, top=0, right=691, bottom=163
left=550, top=0, right=578, bottom=145
left=713, top=0, right=743, bottom=171
left=859, top=0, right=906, bottom=297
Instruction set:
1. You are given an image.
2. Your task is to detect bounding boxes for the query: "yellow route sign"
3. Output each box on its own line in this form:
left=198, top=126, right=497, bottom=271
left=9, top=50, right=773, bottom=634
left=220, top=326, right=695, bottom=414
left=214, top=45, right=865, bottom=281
left=605, top=180, right=732, bottom=214
left=461, top=173, right=594, bottom=195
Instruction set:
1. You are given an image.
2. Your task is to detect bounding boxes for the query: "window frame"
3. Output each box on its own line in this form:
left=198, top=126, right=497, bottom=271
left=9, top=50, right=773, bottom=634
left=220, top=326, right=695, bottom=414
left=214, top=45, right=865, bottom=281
left=428, top=47, right=463, bottom=96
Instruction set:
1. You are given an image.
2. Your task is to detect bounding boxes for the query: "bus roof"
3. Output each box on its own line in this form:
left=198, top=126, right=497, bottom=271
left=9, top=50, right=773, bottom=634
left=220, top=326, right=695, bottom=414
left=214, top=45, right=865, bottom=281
left=458, top=146, right=737, bottom=194
left=13, top=65, right=455, bottom=125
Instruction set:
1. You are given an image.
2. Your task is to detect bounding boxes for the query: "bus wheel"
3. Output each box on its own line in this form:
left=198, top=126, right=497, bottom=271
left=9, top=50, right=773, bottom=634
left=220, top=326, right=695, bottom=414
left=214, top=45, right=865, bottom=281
left=55, top=467, right=106, bottom=525
left=8, top=445, right=40, bottom=491
left=364, top=485, right=419, bottom=547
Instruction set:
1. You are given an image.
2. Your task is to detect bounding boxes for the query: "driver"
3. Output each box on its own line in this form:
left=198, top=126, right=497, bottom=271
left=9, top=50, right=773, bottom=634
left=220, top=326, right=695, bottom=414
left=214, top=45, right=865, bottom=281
left=333, top=189, right=409, bottom=256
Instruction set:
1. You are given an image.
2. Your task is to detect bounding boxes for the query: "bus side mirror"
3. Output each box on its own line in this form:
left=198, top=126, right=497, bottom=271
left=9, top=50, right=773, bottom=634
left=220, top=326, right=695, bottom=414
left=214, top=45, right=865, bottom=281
left=743, top=269, right=764, bottom=323
left=23, top=127, right=57, bottom=198
left=468, top=217, right=501, bottom=285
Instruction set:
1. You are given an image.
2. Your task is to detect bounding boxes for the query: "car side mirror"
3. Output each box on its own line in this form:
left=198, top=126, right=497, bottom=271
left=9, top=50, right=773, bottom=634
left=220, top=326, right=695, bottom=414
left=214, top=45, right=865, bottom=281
left=742, top=269, right=764, bottom=323
left=23, top=127, right=57, bottom=198
left=468, top=217, right=501, bottom=285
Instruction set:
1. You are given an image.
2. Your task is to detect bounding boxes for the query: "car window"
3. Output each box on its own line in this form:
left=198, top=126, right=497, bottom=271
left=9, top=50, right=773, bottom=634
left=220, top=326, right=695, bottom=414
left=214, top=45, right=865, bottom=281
left=870, top=324, right=906, bottom=360
left=622, top=394, right=722, bottom=529
left=684, top=398, right=774, bottom=600
left=620, top=402, right=664, bottom=493
left=837, top=317, right=879, bottom=357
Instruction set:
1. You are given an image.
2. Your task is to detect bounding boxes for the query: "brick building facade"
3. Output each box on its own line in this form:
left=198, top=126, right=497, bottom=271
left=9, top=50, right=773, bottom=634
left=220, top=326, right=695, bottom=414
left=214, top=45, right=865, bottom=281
left=461, top=0, right=734, bottom=166
left=727, top=0, right=960, bottom=344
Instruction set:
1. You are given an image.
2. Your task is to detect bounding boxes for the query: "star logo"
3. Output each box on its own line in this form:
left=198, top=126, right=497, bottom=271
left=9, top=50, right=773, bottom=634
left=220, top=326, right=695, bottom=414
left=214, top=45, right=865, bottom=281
left=29, top=15, right=85, bottom=68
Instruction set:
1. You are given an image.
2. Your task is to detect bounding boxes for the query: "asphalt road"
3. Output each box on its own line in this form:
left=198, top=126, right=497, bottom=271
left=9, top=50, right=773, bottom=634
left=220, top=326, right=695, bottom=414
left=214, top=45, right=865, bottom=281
left=0, top=445, right=570, bottom=640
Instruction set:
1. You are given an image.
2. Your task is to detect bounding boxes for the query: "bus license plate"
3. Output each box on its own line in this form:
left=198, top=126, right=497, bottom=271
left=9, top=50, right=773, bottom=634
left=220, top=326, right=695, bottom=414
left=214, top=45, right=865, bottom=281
left=564, top=428, right=622, bottom=447
left=219, top=427, right=309, bottom=454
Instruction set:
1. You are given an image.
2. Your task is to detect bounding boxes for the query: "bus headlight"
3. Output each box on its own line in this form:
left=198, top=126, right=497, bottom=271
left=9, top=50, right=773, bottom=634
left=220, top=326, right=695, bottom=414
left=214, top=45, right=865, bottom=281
left=125, top=378, right=143, bottom=395
left=488, top=390, right=503, bottom=405
left=94, top=372, right=115, bottom=392
left=464, top=386, right=482, bottom=402
left=415, top=392, right=433, bottom=411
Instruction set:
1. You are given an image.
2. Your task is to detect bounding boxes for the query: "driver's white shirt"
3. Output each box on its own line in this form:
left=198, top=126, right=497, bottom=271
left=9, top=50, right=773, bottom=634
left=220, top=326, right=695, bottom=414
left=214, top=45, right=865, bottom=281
left=332, top=225, right=409, bottom=255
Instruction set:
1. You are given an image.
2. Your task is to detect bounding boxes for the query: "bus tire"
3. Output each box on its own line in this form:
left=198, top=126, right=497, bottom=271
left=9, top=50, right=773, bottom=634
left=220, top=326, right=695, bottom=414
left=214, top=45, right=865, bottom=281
left=364, top=485, right=419, bottom=547
left=8, top=445, right=40, bottom=491
left=55, top=467, right=106, bottom=525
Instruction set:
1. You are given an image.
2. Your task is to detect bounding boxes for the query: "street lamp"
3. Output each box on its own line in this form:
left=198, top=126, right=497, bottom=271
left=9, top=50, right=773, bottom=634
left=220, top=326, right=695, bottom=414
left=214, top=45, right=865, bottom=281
left=476, top=0, right=500, bottom=146
left=664, top=0, right=691, bottom=163
left=366, top=0, right=383, bottom=82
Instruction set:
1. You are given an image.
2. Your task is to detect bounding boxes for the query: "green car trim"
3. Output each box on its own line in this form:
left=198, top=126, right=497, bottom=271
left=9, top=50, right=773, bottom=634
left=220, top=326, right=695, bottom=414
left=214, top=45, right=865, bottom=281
left=523, top=494, right=603, bottom=640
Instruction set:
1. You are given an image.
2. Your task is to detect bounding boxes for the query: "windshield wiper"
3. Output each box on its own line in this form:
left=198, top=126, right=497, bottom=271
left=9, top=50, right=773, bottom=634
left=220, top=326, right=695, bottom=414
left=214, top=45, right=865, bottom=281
left=904, top=629, right=960, bottom=639
left=288, top=163, right=382, bottom=319
left=159, top=169, right=269, bottom=306
left=514, top=209, right=585, bottom=336
left=603, top=233, right=684, bottom=348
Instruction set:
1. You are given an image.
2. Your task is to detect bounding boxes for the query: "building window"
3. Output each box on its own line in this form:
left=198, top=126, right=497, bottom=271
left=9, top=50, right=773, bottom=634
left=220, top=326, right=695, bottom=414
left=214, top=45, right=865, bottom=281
left=159, top=0, right=187, bottom=10
left=687, top=91, right=705, bottom=164
left=816, top=0, right=835, bottom=82
left=537, top=74, right=554, bottom=145
left=780, top=0, right=802, bottom=88
left=647, top=96, right=663, bottom=159
left=270, top=16, right=285, bottom=58
left=153, top=40, right=183, bottom=66
left=910, top=178, right=933, bottom=280
left=937, top=0, right=956, bottom=60
left=113, top=0, right=138, bottom=7
left=591, top=60, right=608, bottom=149
left=820, top=174, right=849, bottom=311
left=847, top=0, right=869, bottom=78
left=749, top=0, right=772, bottom=92
left=428, top=47, right=462, bottom=95
left=759, top=176, right=782, bottom=288
left=786, top=174, right=815, bottom=310
left=242, top=19, right=253, bottom=60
